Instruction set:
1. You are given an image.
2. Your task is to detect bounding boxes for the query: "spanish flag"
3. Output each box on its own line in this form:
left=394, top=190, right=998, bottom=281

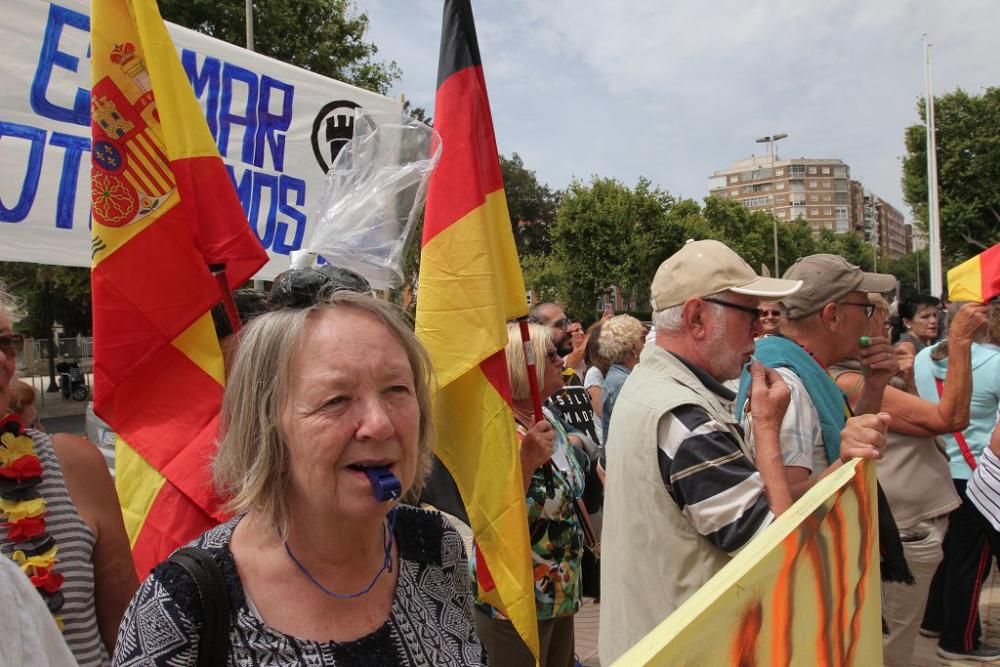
left=415, top=0, right=538, bottom=657
left=90, top=0, right=267, bottom=576
left=948, top=243, right=1000, bottom=304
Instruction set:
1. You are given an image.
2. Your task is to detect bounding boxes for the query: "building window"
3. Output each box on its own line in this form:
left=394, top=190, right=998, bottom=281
left=789, top=165, right=806, bottom=177
left=825, top=208, right=832, bottom=216
left=823, top=195, right=832, bottom=202
left=808, top=166, right=817, bottom=175
left=742, top=196, right=773, bottom=208
left=833, top=166, right=847, bottom=178
left=776, top=181, right=785, bottom=190
left=809, top=180, right=818, bottom=188
left=822, top=166, right=831, bottom=175
left=836, top=219, right=849, bottom=231
left=775, top=168, right=784, bottom=176
left=729, top=176, right=738, bottom=184
left=809, top=194, right=818, bottom=202
left=811, top=208, right=819, bottom=216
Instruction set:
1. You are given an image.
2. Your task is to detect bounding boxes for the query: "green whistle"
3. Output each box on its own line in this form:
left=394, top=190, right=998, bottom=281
left=859, top=336, right=871, bottom=348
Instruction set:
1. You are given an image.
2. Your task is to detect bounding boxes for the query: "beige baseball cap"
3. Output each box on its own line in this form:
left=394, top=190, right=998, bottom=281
left=650, top=239, right=802, bottom=311
left=780, top=254, right=897, bottom=319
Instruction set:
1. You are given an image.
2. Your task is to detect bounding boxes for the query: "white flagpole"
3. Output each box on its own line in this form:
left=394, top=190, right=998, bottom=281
left=924, top=35, right=943, bottom=297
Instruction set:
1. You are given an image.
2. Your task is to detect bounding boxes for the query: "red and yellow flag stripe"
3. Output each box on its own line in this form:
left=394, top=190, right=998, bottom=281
left=948, top=242, right=1000, bottom=304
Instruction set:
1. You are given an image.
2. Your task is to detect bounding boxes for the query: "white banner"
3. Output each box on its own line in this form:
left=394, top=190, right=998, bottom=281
left=0, top=0, right=401, bottom=279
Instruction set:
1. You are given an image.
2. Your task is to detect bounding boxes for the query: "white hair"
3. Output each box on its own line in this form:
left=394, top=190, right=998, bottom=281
left=652, top=300, right=725, bottom=335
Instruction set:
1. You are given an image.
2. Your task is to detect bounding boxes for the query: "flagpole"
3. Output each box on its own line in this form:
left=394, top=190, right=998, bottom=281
left=245, top=0, right=254, bottom=51
left=924, top=34, right=943, bottom=298
left=517, top=319, right=545, bottom=423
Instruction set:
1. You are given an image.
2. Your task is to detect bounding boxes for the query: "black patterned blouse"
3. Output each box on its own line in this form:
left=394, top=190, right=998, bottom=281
left=112, top=505, right=485, bottom=666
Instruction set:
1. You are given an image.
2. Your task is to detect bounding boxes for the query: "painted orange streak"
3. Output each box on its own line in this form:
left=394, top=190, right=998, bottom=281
left=803, top=516, right=832, bottom=667
left=731, top=599, right=763, bottom=667
left=845, top=468, right=873, bottom=665
left=770, top=537, right=799, bottom=666
left=828, top=500, right=849, bottom=665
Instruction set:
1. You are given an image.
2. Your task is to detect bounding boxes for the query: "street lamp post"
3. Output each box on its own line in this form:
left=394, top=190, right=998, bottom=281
left=755, top=133, right=788, bottom=276
left=37, top=268, right=59, bottom=393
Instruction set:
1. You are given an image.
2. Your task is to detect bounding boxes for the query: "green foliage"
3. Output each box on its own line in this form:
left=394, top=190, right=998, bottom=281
left=500, top=153, right=560, bottom=256
left=549, top=177, right=691, bottom=318
left=0, top=263, right=92, bottom=337
left=883, top=250, right=932, bottom=298
left=902, top=87, right=1000, bottom=266
left=159, top=0, right=401, bottom=94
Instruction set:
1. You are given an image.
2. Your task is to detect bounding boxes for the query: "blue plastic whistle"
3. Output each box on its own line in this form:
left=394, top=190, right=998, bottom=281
left=365, top=466, right=401, bottom=502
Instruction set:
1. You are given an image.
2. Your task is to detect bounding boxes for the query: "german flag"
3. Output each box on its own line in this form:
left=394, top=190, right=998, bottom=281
left=948, top=243, right=1000, bottom=304
left=90, top=0, right=267, bottom=576
left=415, top=0, right=538, bottom=657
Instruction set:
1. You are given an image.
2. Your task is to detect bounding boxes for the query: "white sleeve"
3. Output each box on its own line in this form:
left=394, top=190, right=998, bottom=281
left=583, top=366, right=604, bottom=389
left=0, top=557, right=76, bottom=666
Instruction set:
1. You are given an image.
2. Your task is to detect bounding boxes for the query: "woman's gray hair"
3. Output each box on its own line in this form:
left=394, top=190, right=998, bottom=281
left=598, top=314, right=645, bottom=364
left=213, top=291, right=435, bottom=536
left=0, top=283, right=24, bottom=325
left=505, top=322, right=552, bottom=402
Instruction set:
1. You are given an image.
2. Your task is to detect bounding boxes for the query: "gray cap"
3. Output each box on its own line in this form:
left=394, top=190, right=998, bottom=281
left=780, top=254, right=897, bottom=319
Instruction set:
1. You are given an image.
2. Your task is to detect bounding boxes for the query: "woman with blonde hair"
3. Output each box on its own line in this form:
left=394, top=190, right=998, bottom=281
left=598, top=314, right=646, bottom=441
left=473, top=322, right=586, bottom=667
left=114, top=291, right=484, bottom=665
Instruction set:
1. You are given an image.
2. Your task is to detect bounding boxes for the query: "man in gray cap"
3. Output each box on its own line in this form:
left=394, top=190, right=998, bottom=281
left=735, top=254, right=898, bottom=497
left=599, top=241, right=889, bottom=664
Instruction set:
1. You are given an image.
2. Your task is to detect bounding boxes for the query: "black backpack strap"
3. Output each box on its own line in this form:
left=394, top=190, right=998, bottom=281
left=168, top=546, right=231, bottom=667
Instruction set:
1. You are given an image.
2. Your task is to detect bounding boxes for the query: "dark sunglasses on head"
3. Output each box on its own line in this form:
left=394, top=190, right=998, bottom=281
left=0, top=333, right=25, bottom=354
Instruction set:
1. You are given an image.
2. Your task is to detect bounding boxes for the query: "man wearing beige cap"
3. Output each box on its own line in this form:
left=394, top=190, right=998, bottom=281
left=599, top=241, right=889, bottom=664
left=735, top=254, right=898, bottom=496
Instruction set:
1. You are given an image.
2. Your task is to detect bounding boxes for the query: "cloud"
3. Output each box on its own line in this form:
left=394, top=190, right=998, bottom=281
left=355, top=0, right=1000, bottom=217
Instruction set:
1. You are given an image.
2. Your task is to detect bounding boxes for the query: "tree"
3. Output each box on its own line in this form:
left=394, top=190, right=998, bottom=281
left=0, top=263, right=92, bottom=337
left=902, top=87, right=1000, bottom=266
left=549, top=177, right=690, bottom=319
left=500, top=153, right=560, bottom=257
left=159, top=0, right=401, bottom=94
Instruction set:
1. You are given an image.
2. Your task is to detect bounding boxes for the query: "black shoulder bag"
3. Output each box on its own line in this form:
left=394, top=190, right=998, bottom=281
left=168, top=547, right=232, bottom=666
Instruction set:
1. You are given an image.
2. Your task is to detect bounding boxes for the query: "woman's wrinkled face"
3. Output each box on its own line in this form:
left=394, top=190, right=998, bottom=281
left=907, top=305, right=938, bottom=341
left=279, top=309, right=420, bottom=520
left=866, top=308, right=891, bottom=338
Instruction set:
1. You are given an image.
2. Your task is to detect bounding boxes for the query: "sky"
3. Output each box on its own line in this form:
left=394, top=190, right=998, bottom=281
left=353, top=1, right=1000, bottom=221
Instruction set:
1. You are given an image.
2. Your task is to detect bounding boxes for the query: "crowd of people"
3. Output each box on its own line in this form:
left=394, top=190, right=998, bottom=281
left=3, top=240, right=1000, bottom=666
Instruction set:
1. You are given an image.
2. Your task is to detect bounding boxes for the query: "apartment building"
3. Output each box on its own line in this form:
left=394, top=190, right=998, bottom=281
left=708, top=156, right=912, bottom=258
left=708, top=156, right=854, bottom=232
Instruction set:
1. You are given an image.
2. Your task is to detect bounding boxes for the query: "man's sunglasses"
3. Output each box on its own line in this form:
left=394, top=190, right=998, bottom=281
left=0, top=333, right=25, bottom=354
left=759, top=309, right=782, bottom=318
left=702, top=297, right=762, bottom=321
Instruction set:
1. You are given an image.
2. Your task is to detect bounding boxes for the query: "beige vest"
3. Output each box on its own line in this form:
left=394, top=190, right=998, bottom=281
left=599, top=346, right=752, bottom=664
